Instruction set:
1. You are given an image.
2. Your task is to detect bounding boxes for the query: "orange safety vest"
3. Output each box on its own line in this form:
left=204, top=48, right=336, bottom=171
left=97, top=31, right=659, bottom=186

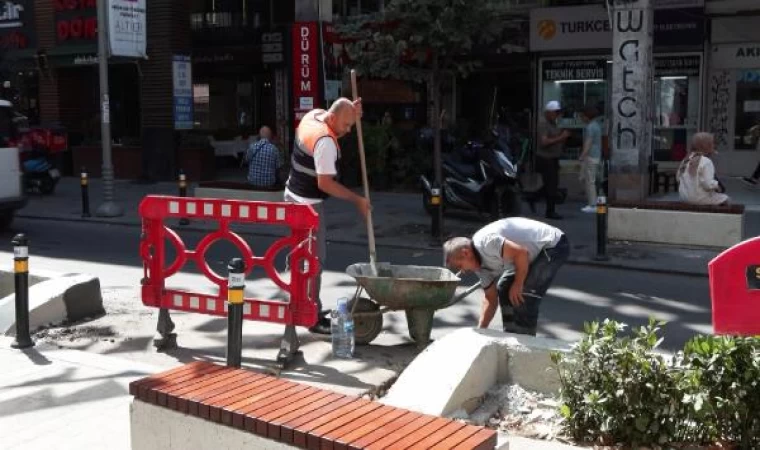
left=286, top=110, right=341, bottom=199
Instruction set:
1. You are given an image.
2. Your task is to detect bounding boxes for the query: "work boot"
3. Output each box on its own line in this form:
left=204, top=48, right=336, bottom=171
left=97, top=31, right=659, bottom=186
left=308, top=312, right=332, bottom=335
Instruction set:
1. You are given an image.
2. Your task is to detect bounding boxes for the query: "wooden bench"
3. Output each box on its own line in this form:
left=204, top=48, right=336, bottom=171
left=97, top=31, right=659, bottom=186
left=129, top=361, right=498, bottom=450
left=193, top=180, right=285, bottom=203
left=608, top=200, right=745, bottom=249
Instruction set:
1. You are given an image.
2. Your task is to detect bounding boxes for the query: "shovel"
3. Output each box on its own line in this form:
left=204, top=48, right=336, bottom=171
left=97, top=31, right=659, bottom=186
left=350, top=70, right=391, bottom=277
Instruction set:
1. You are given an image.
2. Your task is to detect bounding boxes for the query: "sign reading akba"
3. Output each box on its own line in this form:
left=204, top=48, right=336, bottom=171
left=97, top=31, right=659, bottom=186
left=712, top=44, right=760, bottom=69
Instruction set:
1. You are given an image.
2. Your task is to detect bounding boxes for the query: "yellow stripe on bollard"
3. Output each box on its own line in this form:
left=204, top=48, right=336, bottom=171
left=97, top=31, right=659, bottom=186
left=596, top=205, right=607, bottom=214
left=228, top=288, right=244, bottom=305
left=14, top=260, right=28, bottom=273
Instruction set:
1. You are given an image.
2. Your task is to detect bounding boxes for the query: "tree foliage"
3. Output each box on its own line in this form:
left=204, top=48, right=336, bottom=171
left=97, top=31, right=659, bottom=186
left=336, top=0, right=507, bottom=83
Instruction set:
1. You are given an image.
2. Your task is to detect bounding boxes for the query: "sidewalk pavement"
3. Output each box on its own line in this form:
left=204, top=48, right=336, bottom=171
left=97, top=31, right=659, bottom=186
left=0, top=337, right=579, bottom=450
left=14, top=176, right=732, bottom=277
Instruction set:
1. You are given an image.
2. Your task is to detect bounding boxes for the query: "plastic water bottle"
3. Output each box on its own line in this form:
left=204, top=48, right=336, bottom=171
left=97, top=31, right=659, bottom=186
left=331, top=298, right=355, bottom=358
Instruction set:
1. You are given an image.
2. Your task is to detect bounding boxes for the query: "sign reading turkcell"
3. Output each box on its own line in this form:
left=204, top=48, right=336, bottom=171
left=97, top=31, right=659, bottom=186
left=173, top=55, right=193, bottom=130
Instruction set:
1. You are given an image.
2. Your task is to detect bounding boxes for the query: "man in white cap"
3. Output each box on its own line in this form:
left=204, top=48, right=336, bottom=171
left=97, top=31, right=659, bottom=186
left=535, top=101, right=570, bottom=220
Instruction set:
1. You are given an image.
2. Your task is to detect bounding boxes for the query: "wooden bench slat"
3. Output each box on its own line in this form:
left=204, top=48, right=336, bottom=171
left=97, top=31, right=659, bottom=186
left=429, top=425, right=485, bottom=450
left=347, top=411, right=423, bottom=450
left=163, top=366, right=234, bottom=409
left=280, top=396, right=364, bottom=446
left=325, top=405, right=397, bottom=450
left=158, top=365, right=230, bottom=407
left=234, top=383, right=312, bottom=429
left=129, top=360, right=208, bottom=396
left=146, top=363, right=222, bottom=405
left=451, top=429, right=499, bottom=450
left=334, top=407, right=409, bottom=450
left=407, top=421, right=469, bottom=450
left=134, top=361, right=213, bottom=401
left=293, top=398, right=369, bottom=448
left=247, top=387, right=324, bottom=434
left=379, top=417, right=452, bottom=449
left=202, top=373, right=278, bottom=421
left=272, top=393, right=347, bottom=442
left=305, top=402, right=383, bottom=450
left=186, top=371, right=261, bottom=416
left=365, top=415, right=438, bottom=450
left=221, top=379, right=294, bottom=425
left=173, top=370, right=251, bottom=413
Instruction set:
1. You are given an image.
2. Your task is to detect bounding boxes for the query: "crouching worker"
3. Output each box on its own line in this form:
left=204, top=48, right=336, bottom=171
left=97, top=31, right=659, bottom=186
left=444, top=218, right=570, bottom=336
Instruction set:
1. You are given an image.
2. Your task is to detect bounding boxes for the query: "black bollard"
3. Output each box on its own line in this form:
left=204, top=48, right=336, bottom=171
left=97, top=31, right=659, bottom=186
left=178, top=169, right=189, bottom=226
left=594, top=196, right=609, bottom=261
left=81, top=167, right=91, bottom=218
left=226, top=258, right=245, bottom=368
left=11, top=234, right=34, bottom=349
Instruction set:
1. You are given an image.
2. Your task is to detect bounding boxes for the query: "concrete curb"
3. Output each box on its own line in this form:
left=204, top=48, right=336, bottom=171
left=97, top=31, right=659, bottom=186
left=381, top=328, right=570, bottom=418
left=0, top=270, right=104, bottom=334
left=16, top=213, right=708, bottom=277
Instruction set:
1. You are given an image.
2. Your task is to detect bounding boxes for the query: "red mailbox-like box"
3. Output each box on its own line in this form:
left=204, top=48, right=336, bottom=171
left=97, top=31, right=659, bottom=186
left=709, top=237, right=760, bottom=335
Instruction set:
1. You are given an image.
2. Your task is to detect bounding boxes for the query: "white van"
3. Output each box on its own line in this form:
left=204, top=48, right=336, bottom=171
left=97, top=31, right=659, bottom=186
left=0, top=99, right=26, bottom=229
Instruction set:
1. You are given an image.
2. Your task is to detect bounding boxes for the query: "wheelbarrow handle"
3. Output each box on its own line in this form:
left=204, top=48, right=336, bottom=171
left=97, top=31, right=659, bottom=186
left=444, top=282, right=482, bottom=309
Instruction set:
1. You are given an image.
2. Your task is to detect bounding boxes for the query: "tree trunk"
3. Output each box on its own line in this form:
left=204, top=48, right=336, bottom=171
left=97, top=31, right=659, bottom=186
left=432, top=54, right=444, bottom=241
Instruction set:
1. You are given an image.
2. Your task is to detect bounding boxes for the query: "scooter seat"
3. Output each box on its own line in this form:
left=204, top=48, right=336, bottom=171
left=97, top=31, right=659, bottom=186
left=443, top=155, right=479, bottom=179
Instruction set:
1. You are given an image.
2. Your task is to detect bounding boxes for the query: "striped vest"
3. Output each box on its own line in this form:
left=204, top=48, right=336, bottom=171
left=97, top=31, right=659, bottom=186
left=286, top=110, right=341, bottom=199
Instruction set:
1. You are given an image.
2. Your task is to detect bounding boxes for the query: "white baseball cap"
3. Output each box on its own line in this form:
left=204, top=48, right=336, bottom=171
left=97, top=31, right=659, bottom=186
left=545, top=101, right=562, bottom=111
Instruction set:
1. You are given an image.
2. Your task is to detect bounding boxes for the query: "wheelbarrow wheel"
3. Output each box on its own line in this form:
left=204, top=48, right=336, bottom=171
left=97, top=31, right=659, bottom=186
left=350, top=297, right=382, bottom=345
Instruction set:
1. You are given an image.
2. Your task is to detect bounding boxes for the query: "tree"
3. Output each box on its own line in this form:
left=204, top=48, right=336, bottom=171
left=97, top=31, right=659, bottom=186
left=337, top=0, right=507, bottom=240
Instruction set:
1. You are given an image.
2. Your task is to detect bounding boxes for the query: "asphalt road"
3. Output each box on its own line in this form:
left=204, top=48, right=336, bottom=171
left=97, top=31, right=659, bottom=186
left=1, top=217, right=712, bottom=352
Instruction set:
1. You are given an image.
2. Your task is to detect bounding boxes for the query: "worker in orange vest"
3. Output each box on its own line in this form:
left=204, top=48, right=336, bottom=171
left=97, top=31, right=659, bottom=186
left=285, top=97, right=370, bottom=335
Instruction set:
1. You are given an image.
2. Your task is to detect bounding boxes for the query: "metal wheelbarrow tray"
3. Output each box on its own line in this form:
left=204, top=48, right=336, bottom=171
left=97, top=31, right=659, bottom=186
left=345, top=263, right=479, bottom=348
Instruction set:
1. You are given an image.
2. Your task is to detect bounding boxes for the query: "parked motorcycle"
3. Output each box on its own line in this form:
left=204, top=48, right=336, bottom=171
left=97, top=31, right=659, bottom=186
left=420, top=130, right=522, bottom=220
left=20, top=149, right=60, bottom=195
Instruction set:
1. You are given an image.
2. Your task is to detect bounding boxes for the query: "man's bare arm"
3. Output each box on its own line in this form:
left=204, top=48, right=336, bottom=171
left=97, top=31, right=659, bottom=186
left=479, top=284, right=499, bottom=329
left=317, top=175, right=369, bottom=218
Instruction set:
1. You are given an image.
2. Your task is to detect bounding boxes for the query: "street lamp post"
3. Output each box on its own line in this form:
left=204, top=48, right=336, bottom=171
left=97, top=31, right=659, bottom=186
left=95, top=0, right=123, bottom=218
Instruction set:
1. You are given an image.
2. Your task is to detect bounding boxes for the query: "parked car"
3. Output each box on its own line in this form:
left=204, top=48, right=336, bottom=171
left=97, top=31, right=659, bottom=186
left=0, top=100, right=27, bottom=229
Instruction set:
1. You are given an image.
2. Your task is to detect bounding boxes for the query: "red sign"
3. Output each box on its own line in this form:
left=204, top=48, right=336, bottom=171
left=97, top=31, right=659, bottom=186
left=291, top=22, right=320, bottom=127
left=54, top=0, right=98, bottom=43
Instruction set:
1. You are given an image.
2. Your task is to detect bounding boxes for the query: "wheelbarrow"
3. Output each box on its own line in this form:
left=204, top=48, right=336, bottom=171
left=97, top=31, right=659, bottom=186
left=345, top=263, right=481, bottom=349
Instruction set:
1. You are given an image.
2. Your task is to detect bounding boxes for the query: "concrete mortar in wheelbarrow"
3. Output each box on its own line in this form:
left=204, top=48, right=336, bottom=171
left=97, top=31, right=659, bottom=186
left=345, top=263, right=480, bottom=349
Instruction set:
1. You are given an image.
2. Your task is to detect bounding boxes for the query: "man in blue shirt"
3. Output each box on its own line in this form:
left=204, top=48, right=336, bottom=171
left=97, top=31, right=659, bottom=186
left=245, top=126, right=283, bottom=189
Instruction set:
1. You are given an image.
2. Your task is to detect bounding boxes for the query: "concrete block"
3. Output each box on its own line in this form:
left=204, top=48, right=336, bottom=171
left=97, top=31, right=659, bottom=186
left=0, top=271, right=104, bottom=335
left=193, top=187, right=285, bottom=203
left=609, top=207, right=743, bottom=248
left=381, top=328, right=570, bottom=417
left=131, top=400, right=297, bottom=450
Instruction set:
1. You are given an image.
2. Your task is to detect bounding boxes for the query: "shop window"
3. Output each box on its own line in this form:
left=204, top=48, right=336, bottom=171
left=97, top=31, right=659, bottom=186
left=193, top=83, right=210, bottom=129
left=540, top=59, right=609, bottom=159
left=653, top=55, right=701, bottom=162
left=734, top=70, right=760, bottom=151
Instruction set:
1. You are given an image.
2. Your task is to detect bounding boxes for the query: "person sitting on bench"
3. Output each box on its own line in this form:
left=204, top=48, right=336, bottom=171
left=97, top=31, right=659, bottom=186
left=245, top=126, right=284, bottom=190
left=677, top=132, right=729, bottom=206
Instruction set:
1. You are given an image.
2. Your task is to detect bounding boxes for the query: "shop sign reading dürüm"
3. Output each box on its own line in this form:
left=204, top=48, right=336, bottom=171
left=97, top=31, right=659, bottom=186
left=291, top=22, right=320, bottom=126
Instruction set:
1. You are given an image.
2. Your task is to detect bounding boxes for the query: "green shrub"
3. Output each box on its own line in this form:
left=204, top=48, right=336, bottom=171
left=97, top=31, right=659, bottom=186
left=552, top=319, right=760, bottom=448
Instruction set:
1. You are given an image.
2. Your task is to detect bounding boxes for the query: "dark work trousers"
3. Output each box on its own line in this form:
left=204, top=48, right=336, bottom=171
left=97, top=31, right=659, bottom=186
left=496, top=235, right=570, bottom=335
left=751, top=162, right=760, bottom=180
left=536, top=156, right=560, bottom=216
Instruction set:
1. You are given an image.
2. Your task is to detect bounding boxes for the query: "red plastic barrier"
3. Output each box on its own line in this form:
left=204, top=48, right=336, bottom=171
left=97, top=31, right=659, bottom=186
left=139, top=195, right=320, bottom=328
left=708, top=237, right=760, bottom=335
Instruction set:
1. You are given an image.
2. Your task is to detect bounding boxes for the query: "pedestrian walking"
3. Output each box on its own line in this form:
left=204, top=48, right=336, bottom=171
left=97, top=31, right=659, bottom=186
left=535, top=101, right=570, bottom=219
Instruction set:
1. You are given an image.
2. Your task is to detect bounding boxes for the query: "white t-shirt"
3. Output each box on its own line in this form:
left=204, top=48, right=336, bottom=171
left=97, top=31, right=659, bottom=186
left=473, top=218, right=564, bottom=288
left=285, top=137, right=339, bottom=204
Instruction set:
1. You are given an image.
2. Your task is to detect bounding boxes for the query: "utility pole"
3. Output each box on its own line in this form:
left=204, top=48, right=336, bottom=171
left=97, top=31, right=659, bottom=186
left=608, top=0, right=654, bottom=201
left=95, top=0, right=123, bottom=217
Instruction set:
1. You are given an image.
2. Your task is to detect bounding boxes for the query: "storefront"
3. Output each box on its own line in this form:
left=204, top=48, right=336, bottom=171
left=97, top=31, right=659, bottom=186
left=530, top=2, right=705, bottom=163
left=707, top=17, right=760, bottom=176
